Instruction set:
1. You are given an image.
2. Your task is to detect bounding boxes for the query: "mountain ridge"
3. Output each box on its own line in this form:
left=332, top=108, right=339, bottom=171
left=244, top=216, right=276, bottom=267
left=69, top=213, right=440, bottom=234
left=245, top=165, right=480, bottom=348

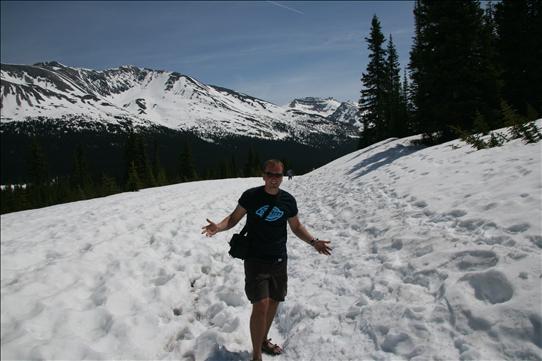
left=1, top=62, right=361, bottom=146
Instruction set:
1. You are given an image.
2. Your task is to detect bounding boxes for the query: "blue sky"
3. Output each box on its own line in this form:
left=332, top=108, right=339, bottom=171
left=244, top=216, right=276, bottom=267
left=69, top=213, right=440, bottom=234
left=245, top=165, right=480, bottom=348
left=1, top=1, right=415, bottom=105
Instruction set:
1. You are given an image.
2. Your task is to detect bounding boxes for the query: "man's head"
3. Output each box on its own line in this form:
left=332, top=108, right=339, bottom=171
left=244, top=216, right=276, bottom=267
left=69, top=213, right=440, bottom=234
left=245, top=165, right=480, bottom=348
left=262, top=159, right=284, bottom=193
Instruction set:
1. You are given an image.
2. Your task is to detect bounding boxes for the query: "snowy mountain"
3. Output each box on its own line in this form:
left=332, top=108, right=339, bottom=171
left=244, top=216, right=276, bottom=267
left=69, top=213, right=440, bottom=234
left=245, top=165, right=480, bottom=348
left=287, top=97, right=342, bottom=117
left=1, top=121, right=540, bottom=360
left=327, top=100, right=362, bottom=126
left=0, top=62, right=360, bottom=145
left=287, top=97, right=362, bottom=128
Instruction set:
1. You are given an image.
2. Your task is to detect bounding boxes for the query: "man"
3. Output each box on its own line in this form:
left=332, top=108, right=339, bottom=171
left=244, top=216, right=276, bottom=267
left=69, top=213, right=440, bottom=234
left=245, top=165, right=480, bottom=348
left=286, top=169, right=294, bottom=180
left=202, top=159, right=332, bottom=361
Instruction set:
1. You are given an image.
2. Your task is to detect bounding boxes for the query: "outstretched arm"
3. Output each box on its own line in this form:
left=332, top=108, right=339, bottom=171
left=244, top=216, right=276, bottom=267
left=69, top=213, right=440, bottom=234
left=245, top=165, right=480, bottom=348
left=202, top=205, right=247, bottom=237
left=288, top=215, right=332, bottom=255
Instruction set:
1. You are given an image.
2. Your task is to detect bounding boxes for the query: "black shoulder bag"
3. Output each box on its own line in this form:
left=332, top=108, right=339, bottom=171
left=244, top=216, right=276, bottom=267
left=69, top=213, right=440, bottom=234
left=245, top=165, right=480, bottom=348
left=228, top=196, right=278, bottom=260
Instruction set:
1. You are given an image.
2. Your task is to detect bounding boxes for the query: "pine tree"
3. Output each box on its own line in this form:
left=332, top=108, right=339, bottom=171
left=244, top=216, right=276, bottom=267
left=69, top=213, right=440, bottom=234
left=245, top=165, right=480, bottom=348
left=408, top=0, right=425, bottom=136
left=244, top=146, right=261, bottom=176
left=384, top=34, right=406, bottom=138
left=228, top=155, right=239, bottom=178
left=409, top=0, right=501, bottom=143
left=135, top=134, right=155, bottom=187
left=51, top=175, right=71, bottom=204
left=98, top=174, right=120, bottom=197
left=178, top=142, right=197, bottom=182
left=495, top=0, right=542, bottom=116
left=501, top=100, right=542, bottom=142
left=151, top=139, right=168, bottom=186
left=401, top=69, right=413, bottom=134
left=252, top=149, right=261, bottom=176
left=478, top=0, right=503, bottom=129
left=27, top=139, right=50, bottom=208
left=218, top=159, right=229, bottom=179
left=203, top=167, right=213, bottom=180
left=124, top=133, right=155, bottom=188
left=126, top=161, right=142, bottom=192
left=244, top=148, right=254, bottom=177
left=1, top=186, right=15, bottom=214
left=155, top=168, right=168, bottom=186
left=14, top=184, right=30, bottom=211
left=123, top=132, right=137, bottom=186
left=28, top=139, right=48, bottom=187
left=473, top=111, right=491, bottom=135
left=359, top=15, right=387, bottom=148
left=71, top=144, right=94, bottom=199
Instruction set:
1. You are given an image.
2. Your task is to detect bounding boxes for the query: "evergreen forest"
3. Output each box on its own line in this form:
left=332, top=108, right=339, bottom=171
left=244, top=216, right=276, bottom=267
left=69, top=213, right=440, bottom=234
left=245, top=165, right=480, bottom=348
left=358, top=0, right=541, bottom=147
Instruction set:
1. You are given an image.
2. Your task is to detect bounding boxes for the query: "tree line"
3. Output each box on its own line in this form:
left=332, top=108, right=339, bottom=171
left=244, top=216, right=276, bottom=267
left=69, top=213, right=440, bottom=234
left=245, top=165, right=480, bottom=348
left=359, top=0, right=541, bottom=147
left=0, top=134, right=268, bottom=214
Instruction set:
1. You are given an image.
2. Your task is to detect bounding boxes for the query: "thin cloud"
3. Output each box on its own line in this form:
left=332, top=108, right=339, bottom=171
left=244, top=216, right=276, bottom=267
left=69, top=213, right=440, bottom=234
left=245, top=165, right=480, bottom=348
left=266, top=1, right=304, bottom=15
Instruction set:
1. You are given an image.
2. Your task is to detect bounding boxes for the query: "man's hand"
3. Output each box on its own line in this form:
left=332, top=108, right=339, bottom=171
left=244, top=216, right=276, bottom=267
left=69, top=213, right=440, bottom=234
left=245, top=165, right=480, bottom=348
left=314, top=240, right=332, bottom=255
left=201, top=219, right=218, bottom=237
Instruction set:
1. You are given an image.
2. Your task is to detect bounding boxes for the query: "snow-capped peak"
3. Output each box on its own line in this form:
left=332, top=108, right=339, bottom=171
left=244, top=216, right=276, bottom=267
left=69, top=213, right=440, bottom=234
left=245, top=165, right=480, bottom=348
left=287, top=97, right=343, bottom=117
left=0, top=63, right=362, bottom=145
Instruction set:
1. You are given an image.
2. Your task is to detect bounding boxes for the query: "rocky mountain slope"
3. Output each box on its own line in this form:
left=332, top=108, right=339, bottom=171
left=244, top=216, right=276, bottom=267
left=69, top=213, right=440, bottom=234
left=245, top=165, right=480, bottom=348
left=0, top=62, right=361, bottom=145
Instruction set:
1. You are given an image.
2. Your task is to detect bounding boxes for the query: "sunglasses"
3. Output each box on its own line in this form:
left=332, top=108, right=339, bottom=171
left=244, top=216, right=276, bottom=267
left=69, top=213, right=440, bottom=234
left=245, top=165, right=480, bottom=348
left=264, top=171, right=284, bottom=178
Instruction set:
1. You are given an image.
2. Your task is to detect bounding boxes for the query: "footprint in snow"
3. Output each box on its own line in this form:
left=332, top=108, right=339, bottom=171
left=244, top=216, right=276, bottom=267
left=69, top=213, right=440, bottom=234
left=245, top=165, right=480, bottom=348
left=483, top=202, right=498, bottom=210
left=413, top=200, right=428, bottom=208
left=90, top=283, right=108, bottom=306
left=527, top=235, right=542, bottom=248
left=414, top=245, right=434, bottom=257
left=447, top=250, right=498, bottom=271
left=429, top=210, right=466, bottom=223
left=172, top=307, right=182, bottom=316
left=402, top=269, right=447, bottom=294
left=456, top=218, right=496, bottom=232
left=506, top=222, right=530, bottom=234
left=445, top=209, right=467, bottom=218
left=380, top=330, right=420, bottom=359
left=460, top=270, right=513, bottom=304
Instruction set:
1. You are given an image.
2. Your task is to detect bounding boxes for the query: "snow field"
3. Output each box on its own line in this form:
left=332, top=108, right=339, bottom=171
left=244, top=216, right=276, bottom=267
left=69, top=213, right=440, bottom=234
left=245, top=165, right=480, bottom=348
left=1, top=123, right=541, bottom=360
left=285, top=131, right=541, bottom=361
left=1, top=179, right=256, bottom=360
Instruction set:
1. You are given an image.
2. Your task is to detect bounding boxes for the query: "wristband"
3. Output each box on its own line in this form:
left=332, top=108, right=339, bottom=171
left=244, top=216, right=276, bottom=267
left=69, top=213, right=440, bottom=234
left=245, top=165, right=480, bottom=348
left=309, top=238, right=319, bottom=246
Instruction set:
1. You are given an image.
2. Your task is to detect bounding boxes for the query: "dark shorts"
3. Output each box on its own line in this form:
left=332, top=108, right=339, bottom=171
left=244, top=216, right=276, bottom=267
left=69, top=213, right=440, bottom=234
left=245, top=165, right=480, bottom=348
left=244, top=258, right=287, bottom=304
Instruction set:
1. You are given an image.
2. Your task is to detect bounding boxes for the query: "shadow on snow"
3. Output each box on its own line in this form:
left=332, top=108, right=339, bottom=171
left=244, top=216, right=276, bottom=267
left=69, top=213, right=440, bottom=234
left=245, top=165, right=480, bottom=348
left=347, top=143, right=423, bottom=179
left=204, top=345, right=251, bottom=361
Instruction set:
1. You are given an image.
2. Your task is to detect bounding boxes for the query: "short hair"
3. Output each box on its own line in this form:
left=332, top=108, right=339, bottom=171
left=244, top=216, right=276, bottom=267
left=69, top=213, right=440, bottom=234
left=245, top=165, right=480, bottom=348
left=262, top=159, right=284, bottom=171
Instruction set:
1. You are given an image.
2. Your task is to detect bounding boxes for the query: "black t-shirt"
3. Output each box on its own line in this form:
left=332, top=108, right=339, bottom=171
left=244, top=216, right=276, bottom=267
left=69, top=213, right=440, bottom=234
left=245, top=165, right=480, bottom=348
left=238, top=186, right=298, bottom=259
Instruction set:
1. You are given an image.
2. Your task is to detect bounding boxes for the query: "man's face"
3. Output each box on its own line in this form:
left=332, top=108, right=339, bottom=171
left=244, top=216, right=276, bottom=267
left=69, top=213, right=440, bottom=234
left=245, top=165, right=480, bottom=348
left=263, top=163, right=284, bottom=190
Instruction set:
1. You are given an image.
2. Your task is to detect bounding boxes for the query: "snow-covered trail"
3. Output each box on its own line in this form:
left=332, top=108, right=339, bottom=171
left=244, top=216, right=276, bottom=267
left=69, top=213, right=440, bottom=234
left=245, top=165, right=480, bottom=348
left=1, top=126, right=541, bottom=360
left=1, top=179, right=262, bottom=360
left=281, top=135, right=541, bottom=361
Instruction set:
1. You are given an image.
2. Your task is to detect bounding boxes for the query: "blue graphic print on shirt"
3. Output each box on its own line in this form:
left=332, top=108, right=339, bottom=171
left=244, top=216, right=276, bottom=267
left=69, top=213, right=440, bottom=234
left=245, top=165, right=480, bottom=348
left=255, top=205, right=284, bottom=221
